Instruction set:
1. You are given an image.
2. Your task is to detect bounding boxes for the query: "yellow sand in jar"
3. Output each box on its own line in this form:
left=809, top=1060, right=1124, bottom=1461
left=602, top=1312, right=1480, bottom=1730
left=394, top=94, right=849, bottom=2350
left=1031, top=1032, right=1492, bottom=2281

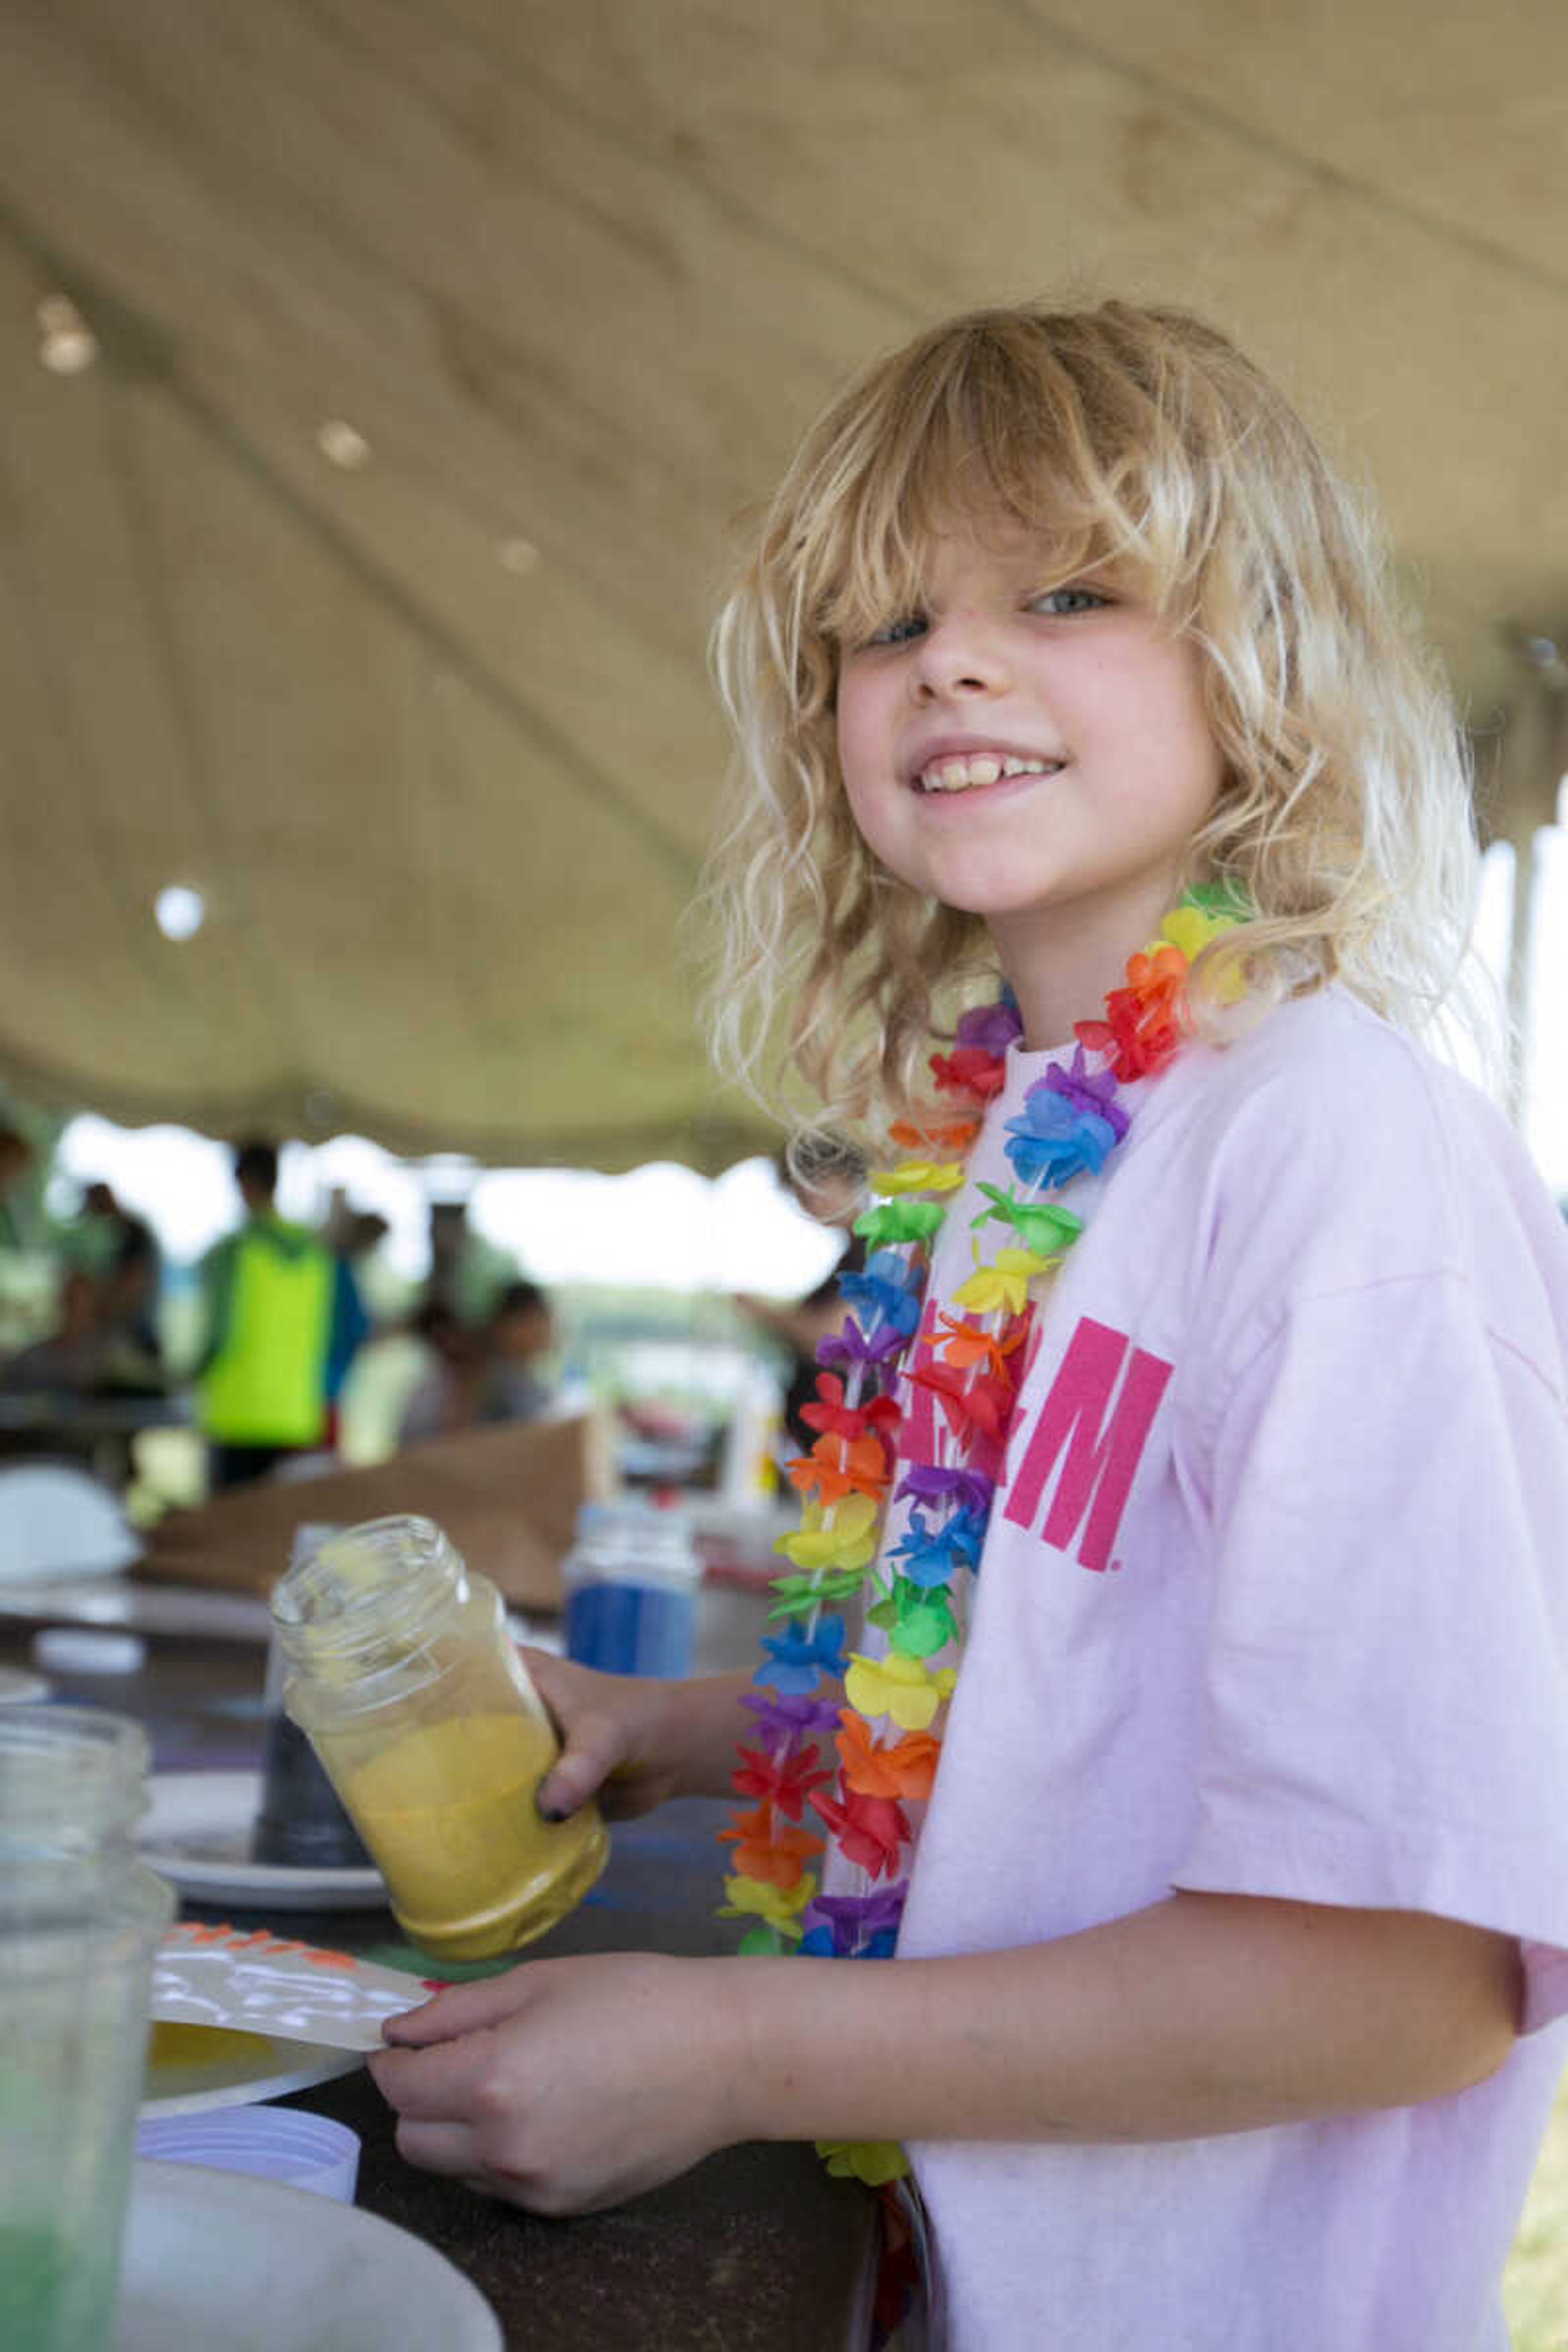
left=339, top=1713, right=608, bottom=1961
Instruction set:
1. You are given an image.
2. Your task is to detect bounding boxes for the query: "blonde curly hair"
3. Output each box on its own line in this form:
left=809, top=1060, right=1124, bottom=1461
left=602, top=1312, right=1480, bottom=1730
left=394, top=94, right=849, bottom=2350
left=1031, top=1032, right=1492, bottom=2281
left=702, top=298, right=1490, bottom=1140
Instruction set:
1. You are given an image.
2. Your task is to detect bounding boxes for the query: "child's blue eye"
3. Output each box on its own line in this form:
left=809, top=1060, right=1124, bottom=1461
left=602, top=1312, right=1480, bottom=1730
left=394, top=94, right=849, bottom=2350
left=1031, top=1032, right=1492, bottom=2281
left=865, top=613, right=927, bottom=647
left=1031, top=587, right=1108, bottom=616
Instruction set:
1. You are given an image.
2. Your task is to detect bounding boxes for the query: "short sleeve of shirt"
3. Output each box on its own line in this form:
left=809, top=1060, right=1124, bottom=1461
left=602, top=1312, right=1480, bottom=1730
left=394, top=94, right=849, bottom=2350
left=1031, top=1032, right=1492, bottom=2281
left=1171, top=1266, right=1568, bottom=2031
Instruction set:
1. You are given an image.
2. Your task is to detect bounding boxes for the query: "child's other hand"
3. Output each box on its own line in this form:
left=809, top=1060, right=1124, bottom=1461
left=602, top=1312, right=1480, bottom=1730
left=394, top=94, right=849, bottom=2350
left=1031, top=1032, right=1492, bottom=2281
left=520, top=1647, right=687, bottom=1822
left=368, top=1956, right=742, bottom=2213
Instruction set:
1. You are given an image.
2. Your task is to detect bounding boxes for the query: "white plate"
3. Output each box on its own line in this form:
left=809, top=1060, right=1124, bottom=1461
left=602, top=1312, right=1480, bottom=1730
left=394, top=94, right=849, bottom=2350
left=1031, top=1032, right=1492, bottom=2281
left=114, top=2159, right=503, bottom=2351
left=140, top=2020, right=362, bottom=2117
left=139, top=1768, right=386, bottom=1911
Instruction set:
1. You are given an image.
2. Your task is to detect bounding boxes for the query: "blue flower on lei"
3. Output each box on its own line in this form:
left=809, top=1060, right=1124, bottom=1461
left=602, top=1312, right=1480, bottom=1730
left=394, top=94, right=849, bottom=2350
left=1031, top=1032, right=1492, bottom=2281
left=887, top=1505, right=985, bottom=1590
left=755, top=1615, right=849, bottom=1694
left=838, top=1249, right=924, bottom=1341
left=842, top=1251, right=926, bottom=1345
left=1004, top=1046, right=1129, bottom=1188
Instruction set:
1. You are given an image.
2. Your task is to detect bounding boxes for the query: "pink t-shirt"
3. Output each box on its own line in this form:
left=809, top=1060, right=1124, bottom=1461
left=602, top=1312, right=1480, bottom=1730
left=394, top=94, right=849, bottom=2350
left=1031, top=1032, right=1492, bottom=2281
left=882, top=987, right=1568, bottom=2351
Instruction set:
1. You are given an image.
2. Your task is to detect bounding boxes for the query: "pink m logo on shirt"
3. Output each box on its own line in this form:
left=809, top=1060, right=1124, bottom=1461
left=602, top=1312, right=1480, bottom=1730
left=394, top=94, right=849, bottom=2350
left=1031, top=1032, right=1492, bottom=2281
left=1002, top=1316, right=1173, bottom=1572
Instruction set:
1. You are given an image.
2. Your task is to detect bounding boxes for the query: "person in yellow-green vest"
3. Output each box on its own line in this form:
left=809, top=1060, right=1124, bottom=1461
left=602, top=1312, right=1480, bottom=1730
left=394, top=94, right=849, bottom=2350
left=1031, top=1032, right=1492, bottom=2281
left=197, top=1140, right=368, bottom=1491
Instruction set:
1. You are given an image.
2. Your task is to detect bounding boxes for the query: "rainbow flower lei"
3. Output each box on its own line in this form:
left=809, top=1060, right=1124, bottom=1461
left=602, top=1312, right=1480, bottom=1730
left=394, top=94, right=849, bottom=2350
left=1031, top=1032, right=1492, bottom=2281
left=718, top=888, right=1246, bottom=2187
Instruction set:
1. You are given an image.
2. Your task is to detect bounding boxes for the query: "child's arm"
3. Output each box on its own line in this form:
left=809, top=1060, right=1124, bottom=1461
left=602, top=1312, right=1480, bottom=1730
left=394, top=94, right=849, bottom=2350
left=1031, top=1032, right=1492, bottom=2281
left=521, top=1649, right=757, bottom=1818
left=368, top=1890, right=1519, bottom=2214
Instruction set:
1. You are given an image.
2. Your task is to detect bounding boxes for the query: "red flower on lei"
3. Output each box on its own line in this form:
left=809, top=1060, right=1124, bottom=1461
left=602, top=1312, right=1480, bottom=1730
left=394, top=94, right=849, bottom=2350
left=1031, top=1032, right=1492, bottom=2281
left=907, top=1358, right=1020, bottom=1450
left=812, top=1784, right=910, bottom=1880
left=1075, top=944, right=1192, bottom=1081
left=732, top=1742, right=835, bottom=1818
left=927, top=1045, right=1008, bottom=1101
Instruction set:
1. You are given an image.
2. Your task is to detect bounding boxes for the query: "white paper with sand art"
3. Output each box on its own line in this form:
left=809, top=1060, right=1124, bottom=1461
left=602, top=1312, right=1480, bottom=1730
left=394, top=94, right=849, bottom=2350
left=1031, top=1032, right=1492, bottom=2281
left=152, top=1922, right=430, bottom=2052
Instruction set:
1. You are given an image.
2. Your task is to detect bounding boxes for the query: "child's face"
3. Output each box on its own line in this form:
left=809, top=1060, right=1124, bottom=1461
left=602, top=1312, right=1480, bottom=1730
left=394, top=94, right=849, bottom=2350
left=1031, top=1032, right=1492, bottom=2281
left=835, top=510, right=1223, bottom=1000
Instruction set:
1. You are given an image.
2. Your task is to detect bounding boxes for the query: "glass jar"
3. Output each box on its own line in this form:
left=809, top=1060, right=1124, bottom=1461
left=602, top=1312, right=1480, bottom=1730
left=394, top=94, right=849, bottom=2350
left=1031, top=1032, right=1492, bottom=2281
left=563, top=1499, right=701, bottom=1677
left=271, top=1514, right=608, bottom=1960
left=253, top=1527, right=369, bottom=1871
left=0, top=1706, right=175, bottom=2352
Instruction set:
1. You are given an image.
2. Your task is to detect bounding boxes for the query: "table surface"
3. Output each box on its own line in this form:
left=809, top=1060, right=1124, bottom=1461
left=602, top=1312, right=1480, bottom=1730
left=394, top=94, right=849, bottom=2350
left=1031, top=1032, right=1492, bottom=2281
left=0, top=1592, right=878, bottom=2352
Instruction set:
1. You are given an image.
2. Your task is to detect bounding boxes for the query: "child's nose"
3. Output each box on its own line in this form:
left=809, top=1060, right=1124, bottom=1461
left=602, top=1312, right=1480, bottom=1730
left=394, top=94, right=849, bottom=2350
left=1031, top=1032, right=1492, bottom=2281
left=912, top=612, right=1011, bottom=699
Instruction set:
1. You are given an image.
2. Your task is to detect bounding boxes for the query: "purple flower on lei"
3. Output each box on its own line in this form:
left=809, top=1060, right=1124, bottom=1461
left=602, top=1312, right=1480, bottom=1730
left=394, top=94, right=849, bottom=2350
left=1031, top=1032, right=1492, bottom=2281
left=740, top=1690, right=844, bottom=1745
left=800, top=1885, right=907, bottom=1958
left=817, top=1314, right=907, bottom=1370
left=896, top=1465, right=995, bottom=1518
left=954, top=997, right=1023, bottom=1056
left=754, top=1615, right=848, bottom=1695
left=1046, top=1043, right=1131, bottom=1133
left=1004, top=1046, right=1129, bottom=1189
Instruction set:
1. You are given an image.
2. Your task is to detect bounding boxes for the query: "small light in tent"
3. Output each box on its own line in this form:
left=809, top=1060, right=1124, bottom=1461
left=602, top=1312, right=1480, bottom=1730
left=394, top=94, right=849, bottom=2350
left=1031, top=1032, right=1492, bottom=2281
left=154, top=885, right=206, bottom=942
left=36, top=294, right=98, bottom=376
left=316, top=419, right=372, bottom=470
left=497, top=537, right=541, bottom=576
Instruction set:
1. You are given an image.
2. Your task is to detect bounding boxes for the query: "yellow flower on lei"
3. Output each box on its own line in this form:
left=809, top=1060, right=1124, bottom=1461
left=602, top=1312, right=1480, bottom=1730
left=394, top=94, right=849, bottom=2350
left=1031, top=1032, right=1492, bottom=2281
left=774, top=1492, right=880, bottom=1573
left=844, top=1650, right=958, bottom=1731
left=717, top=1873, right=817, bottom=1936
left=1154, top=904, right=1246, bottom=1002
left=869, top=1158, right=967, bottom=1197
left=952, top=1241, right=1054, bottom=1316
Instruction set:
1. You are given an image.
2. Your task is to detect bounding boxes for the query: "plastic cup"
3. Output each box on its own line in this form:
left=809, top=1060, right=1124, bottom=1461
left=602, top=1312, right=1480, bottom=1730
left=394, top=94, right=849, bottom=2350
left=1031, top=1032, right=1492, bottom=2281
left=134, top=2109, right=361, bottom=2203
left=0, top=1709, right=174, bottom=2352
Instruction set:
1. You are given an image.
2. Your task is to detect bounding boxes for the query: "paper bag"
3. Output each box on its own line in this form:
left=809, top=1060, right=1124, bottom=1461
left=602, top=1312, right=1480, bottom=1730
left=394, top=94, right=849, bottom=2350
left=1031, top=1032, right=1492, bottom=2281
left=131, top=1411, right=613, bottom=1613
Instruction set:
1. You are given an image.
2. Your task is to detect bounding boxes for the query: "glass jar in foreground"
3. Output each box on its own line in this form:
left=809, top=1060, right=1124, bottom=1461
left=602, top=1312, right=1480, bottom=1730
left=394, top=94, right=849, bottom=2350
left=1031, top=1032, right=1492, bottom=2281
left=270, top=1515, right=608, bottom=1960
left=0, top=1706, right=176, bottom=2352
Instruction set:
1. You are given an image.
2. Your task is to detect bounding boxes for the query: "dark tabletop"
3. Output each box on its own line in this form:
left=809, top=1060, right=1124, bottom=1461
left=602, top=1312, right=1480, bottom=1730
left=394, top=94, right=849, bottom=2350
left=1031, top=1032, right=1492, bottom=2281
left=1, top=1605, right=877, bottom=2351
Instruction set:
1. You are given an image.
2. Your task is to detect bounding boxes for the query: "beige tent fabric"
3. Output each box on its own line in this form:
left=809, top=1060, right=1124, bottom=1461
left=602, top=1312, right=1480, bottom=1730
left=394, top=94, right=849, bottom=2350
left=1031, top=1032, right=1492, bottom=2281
left=133, top=1412, right=615, bottom=1614
left=0, top=2, right=1564, bottom=1165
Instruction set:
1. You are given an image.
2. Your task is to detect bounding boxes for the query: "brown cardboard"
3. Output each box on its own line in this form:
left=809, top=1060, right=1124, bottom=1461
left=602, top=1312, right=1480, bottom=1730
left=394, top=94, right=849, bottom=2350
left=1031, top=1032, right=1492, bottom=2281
left=131, top=1412, right=614, bottom=1613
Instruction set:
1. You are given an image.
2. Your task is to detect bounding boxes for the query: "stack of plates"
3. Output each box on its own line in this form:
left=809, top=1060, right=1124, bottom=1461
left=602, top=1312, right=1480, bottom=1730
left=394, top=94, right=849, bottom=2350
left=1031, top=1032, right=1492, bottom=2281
left=115, top=2161, right=503, bottom=2350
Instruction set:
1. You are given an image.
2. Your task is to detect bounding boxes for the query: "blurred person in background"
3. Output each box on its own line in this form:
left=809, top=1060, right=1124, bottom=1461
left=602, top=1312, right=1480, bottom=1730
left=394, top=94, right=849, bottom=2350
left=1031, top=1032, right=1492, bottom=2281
left=425, top=1198, right=520, bottom=1328
left=0, top=1214, right=163, bottom=1398
left=733, top=1136, right=867, bottom=1454
left=0, top=1265, right=106, bottom=1392
left=0, top=1123, right=47, bottom=1355
left=396, top=1300, right=486, bottom=1446
left=321, top=1205, right=383, bottom=1432
left=196, top=1139, right=367, bottom=1490
left=70, top=1182, right=164, bottom=1372
left=0, top=1125, right=37, bottom=1254
left=396, top=1281, right=557, bottom=1448
left=478, top=1278, right=557, bottom=1424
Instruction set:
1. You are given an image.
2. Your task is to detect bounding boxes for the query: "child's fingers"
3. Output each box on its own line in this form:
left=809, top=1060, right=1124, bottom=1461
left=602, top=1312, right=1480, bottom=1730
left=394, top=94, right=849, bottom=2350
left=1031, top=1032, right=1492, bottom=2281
left=389, top=2113, right=481, bottom=2179
left=536, top=1707, right=628, bottom=1819
left=381, top=1966, right=535, bottom=2045
left=369, top=2027, right=508, bottom=2121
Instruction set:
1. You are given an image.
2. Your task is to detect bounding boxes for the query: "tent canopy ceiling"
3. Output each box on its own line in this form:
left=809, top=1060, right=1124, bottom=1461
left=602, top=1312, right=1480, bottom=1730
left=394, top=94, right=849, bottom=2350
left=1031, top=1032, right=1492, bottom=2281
left=1, top=0, right=1564, bottom=1169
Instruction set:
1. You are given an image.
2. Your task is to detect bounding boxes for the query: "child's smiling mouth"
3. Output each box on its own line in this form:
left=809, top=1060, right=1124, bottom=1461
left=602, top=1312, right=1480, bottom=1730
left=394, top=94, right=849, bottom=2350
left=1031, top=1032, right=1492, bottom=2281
left=911, top=748, right=1065, bottom=795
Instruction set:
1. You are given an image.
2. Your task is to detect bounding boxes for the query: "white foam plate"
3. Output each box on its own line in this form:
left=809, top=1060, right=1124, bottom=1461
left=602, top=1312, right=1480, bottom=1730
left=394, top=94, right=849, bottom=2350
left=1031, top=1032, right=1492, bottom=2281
left=140, top=2020, right=362, bottom=2117
left=139, top=1769, right=386, bottom=1911
left=114, top=2159, right=503, bottom=2350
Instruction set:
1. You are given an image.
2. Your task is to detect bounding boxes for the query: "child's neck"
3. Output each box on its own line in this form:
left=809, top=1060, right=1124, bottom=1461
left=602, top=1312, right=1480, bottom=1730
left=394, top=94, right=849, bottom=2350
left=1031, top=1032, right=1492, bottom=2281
left=989, top=881, right=1185, bottom=1052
